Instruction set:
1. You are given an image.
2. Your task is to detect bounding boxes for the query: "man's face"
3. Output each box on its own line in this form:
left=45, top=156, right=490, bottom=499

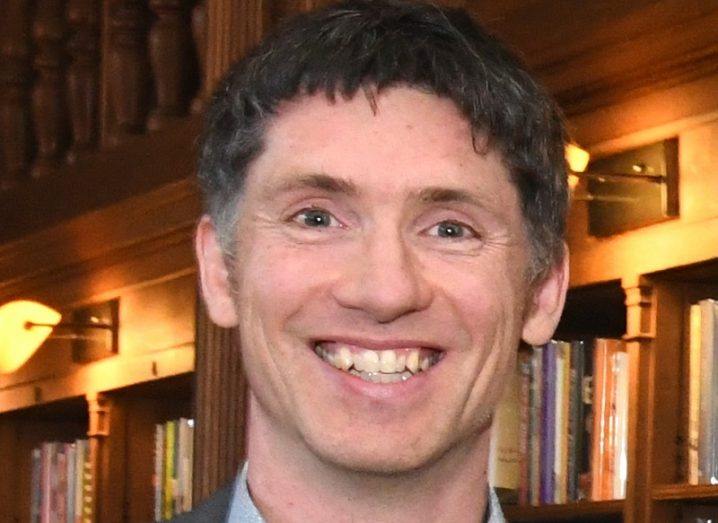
left=198, top=87, right=565, bottom=474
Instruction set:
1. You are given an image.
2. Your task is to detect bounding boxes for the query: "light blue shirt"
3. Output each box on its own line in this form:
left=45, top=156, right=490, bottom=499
left=227, top=462, right=507, bottom=522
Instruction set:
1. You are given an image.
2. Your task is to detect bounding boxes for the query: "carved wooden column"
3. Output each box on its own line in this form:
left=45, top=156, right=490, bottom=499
left=107, top=0, right=149, bottom=144
left=0, top=0, right=32, bottom=190
left=193, top=294, right=247, bottom=504
left=190, top=0, right=207, bottom=113
left=31, top=0, right=69, bottom=178
left=87, top=392, right=111, bottom=523
left=205, top=0, right=265, bottom=92
left=66, top=0, right=99, bottom=163
left=147, top=0, right=192, bottom=130
left=622, top=277, right=657, bottom=523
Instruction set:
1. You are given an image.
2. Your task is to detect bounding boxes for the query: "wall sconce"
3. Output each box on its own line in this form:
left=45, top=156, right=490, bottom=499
left=565, top=139, right=679, bottom=236
left=0, top=299, right=118, bottom=374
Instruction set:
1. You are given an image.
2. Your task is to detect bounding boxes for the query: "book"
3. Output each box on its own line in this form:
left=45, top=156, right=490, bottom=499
left=697, top=299, right=718, bottom=485
left=553, top=340, right=571, bottom=504
left=687, top=303, right=702, bottom=484
left=489, top=364, right=521, bottom=499
left=540, top=340, right=556, bottom=504
left=529, top=346, right=543, bottom=506
left=517, top=351, right=532, bottom=505
left=567, top=339, right=584, bottom=501
left=163, top=419, right=177, bottom=520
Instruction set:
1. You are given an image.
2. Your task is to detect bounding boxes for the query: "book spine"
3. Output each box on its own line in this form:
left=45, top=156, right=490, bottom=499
left=529, top=346, right=543, bottom=506
left=181, top=418, right=194, bottom=513
left=488, top=364, right=521, bottom=497
left=66, top=443, right=76, bottom=523
left=154, top=424, right=165, bottom=522
left=553, top=341, right=569, bottom=504
left=517, top=352, right=532, bottom=505
left=74, top=440, right=84, bottom=523
left=612, top=348, right=629, bottom=498
left=688, top=304, right=702, bottom=484
left=709, top=300, right=718, bottom=484
left=591, top=339, right=608, bottom=500
left=30, top=447, right=42, bottom=523
left=579, top=339, right=594, bottom=500
left=164, top=420, right=177, bottom=521
left=567, top=340, right=584, bottom=501
left=186, top=419, right=194, bottom=512
left=540, top=341, right=556, bottom=504
left=81, top=439, right=93, bottom=523
left=41, top=442, right=53, bottom=523
left=698, top=300, right=716, bottom=484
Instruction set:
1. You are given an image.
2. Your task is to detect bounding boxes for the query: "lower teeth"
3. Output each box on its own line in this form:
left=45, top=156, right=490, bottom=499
left=348, top=369, right=413, bottom=383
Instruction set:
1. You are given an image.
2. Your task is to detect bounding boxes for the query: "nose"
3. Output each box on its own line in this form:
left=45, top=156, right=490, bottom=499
left=330, top=227, right=433, bottom=323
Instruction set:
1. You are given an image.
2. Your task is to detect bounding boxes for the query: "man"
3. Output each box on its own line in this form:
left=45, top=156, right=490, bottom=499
left=190, top=0, right=569, bottom=521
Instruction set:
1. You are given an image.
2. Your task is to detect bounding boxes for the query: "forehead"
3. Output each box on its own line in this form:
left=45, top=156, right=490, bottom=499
left=245, top=87, right=518, bottom=212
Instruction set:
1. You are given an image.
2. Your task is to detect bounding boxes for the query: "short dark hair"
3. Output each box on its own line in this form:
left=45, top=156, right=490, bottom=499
left=198, top=0, right=568, bottom=275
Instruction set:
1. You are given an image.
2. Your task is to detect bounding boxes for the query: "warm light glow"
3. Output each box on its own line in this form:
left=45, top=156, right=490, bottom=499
left=565, top=143, right=591, bottom=173
left=0, top=300, right=61, bottom=374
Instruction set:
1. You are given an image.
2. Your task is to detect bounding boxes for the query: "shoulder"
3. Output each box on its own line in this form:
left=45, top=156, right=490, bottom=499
left=169, top=482, right=234, bottom=523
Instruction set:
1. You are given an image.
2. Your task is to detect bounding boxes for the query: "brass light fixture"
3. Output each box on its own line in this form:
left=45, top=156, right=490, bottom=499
left=0, top=299, right=118, bottom=374
left=565, top=140, right=678, bottom=236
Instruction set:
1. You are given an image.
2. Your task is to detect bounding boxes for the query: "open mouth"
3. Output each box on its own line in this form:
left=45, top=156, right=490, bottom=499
left=313, top=341, right=443, bottom=384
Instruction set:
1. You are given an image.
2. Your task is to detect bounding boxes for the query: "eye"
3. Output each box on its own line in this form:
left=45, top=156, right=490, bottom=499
left=427, top=220, right=478, bottom=239
left=292, top=208, right=342, bottom=228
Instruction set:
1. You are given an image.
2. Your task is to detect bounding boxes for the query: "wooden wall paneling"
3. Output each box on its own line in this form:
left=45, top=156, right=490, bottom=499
left=190, top=0, right=207, bottom=113
left=66, top=0, right=100, bottom=163
left=0, top=0, right=33, bottom=191
left=31, top=0, right=70, bottom=179
left=147, top=0, right=193, bottom=130
left=193, top=295, right=247, bottom=505
left=106, top=0, right=150, bottom=145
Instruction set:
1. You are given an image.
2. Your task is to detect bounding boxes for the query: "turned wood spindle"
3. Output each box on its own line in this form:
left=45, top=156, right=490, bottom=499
left=66, top=0, right=99, bottom=163
left=147, top=0, right=192, bottom=130
left=108, top=0, right=150, bottom=143
left=190, top=0, right=207, bottom=114
left=0, top=0, right=33, bottom=190
left=31, top=0, right=69, bottom=179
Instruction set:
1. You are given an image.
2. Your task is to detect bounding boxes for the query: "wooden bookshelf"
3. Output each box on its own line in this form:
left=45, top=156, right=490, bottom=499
left=654, top=484, right=718, bottom=502
left=503, top=500, right=624, bottom=522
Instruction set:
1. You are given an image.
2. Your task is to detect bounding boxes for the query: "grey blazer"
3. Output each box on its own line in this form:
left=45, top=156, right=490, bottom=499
left=168, top=483, right=233, bottom=522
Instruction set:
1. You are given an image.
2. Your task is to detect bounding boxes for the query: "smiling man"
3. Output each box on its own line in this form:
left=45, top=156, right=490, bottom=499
left=190, top=1, right=569, bottom=521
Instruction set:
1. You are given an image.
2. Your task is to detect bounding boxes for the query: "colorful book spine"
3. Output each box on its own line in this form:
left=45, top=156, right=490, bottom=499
left=517, top=351, right=532, bottom=505
left=30, top=448, right=42, bottom=523
left=567, top=339, right=584, bottom=501
left=687, top=304, right=702, bottom=484
left=163, top=419, right=177, bottom=521
left=529, top=345, right=543, bottom=506
left=488, top=364, right=521, bottom=496
left=540, top=340, right=556, bottom=504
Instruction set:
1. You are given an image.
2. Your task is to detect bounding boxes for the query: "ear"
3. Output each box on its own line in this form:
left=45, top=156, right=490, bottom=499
left=195, top=215, right=240, bottom=327
left=521, top=246, right=569, bottom=346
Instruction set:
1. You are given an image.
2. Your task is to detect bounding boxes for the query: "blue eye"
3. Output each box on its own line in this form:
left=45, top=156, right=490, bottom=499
left=293, top=208, right=340, bottom=228
left=429, top=221, right=476, bottom=239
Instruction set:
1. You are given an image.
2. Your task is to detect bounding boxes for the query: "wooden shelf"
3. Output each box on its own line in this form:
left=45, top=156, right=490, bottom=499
left=502, top=500, right=624, bottom=522
left=653, top=483, right=718, bottom=502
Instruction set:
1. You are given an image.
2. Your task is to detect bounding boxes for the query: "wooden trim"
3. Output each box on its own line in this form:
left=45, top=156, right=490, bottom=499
left=0, top=344, right=194, bottom=414
left=653, top=483, right=718, bottom=502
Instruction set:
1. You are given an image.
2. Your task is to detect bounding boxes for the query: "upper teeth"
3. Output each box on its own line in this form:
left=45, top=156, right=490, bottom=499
left=314, top=344, right=439, bottom=377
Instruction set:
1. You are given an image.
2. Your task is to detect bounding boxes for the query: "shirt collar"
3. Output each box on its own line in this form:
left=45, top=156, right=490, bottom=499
left=227, top=462, right=506, bottom=523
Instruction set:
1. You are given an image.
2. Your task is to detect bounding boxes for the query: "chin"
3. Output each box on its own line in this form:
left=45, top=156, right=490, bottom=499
left=305, top=430, right=453, bottom=477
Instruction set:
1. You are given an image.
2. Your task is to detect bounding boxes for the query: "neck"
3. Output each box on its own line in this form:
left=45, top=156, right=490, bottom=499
left=244, top=394, right=492, bottom=523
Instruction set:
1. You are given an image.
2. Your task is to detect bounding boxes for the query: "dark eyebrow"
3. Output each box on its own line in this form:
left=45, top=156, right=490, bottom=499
left=414, top=187, right=487, bottom=208
left=264, top=173, right=359, bottom=198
